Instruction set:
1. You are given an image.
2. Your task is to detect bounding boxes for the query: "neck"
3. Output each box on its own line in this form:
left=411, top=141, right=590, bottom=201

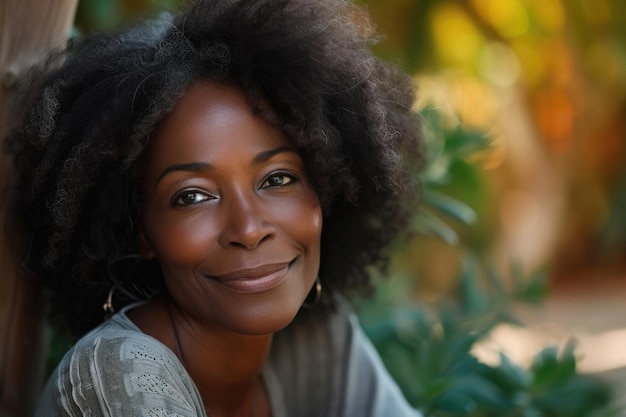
left=166, top=297, right=273, bottom=416
left=129, top=295, right=273, bottom=416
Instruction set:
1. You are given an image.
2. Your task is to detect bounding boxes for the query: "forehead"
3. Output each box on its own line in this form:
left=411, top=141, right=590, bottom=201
left=142, top=81, right=291, bottom=178
left=158, top=81, right=261, bottom=138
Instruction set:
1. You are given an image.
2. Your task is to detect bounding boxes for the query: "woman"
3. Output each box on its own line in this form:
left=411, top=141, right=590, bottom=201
left=6, top=0, right=423, bottom=415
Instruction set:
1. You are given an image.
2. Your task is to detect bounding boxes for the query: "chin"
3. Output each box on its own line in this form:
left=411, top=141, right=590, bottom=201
left=230, top=308, right=300, bottom=336
left=225, top=292, right=307, bottom=336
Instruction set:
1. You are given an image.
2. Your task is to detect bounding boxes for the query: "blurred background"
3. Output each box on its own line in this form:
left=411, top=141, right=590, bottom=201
left=2, top=0, right=625, bottom=415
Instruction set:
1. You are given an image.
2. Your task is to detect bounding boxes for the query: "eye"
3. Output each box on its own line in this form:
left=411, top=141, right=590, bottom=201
left=172, top=190, right=214, bottom=206
left=261, top=172, right=296, bottom=189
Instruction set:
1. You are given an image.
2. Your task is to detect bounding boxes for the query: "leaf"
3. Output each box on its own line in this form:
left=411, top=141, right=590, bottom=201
left=443, top=330, right=487, bottom=370
left=510, top=264, right=549, bottom=305
left=433, top=375, right=510, bottom=412
left=483, top=262, right=508, bottom=301
left=423, top=189, right=477, bottom=225
left=483, top=353, right=531, bottom=392
left=444, top=127, right=491, bottom=157
left=457, top=255, right=490, bottom=316
left=412, top=207, right=460, bottom=245
left=531, top=346, right=576, bottom=387
left=532, top=376, right=611, bottom=415
left=421, top=378, right=453, bottom=401
left=430, top=389, right=478, bottom=414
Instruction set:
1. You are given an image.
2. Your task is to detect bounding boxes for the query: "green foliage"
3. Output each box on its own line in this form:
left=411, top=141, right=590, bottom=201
left=44, top=328, right=73, bottom=379
left=357, top=105, right=616, bottom=416
left=75, top=0, right=181, bottom=32
left=411, top=107, right=487, bottom=246
left=598, top=166, right=626, bottom=262
left=358, top=259, right=614, bottom=417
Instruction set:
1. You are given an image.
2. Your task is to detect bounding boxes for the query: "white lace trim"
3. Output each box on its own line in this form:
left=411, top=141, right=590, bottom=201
left=143, top=407, right=188, bottom=417
left=130, top=372, right=187, bottom=403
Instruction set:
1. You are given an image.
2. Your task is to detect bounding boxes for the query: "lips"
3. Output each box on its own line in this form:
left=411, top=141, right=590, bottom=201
left=208, top=261, right=292, bottom=293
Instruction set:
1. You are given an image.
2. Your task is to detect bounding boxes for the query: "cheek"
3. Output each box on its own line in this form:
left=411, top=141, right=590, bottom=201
left=307, top=207, right=323, bottom=248
left=281, top=193, right=323, bottom=251
left=144, top=212, right=217, bottom=267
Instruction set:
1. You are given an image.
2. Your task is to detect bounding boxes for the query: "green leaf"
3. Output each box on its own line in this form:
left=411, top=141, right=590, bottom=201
left=430, top=389, right=478, bottom=414
left=435, top=375, right=510, bottom=411
left=458, top=255, right=490, bottom=316
left=506, top=263, right=549, bottom=305
left=483, top=353, right=531, bottom=392
left=421, top=378, right=453, bottom=401
left=423, top=189, right=477, bottom=225
left=532, top=376, right=611, bottom=415
left=444, top=127, right=491, bottom=157
left=412, top=207, right=460, bottom=245
left=444, top=335, right=478, bottom=366
left=531, top=346, right=576, bottom=387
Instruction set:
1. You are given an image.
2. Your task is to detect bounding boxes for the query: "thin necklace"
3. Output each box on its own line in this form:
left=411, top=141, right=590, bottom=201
left=166, top=300, right=186, bottom=366
left=166, top=301, right=269, bottom=417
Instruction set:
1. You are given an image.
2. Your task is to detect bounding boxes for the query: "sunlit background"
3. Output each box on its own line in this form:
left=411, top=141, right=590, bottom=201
left=65, top=0, right=626, bottom=413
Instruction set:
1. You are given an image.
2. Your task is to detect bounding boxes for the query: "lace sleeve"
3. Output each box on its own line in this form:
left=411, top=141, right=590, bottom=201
left=34, top=328, right=206, bottom=417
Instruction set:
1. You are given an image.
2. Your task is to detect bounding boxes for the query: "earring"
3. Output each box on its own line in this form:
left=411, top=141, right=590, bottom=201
left=103, top=287, right=115, bottom=319
left=105, top=254, right=160, bottom=315
left=302, top=277, right=322, bottom=308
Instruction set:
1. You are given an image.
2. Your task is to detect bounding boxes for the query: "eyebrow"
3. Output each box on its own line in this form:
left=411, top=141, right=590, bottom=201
left=154, top=145, right=298, bottom=187
left=252, top=145, right=297, bottom=163
left=155, top=162, right=211, bottom=187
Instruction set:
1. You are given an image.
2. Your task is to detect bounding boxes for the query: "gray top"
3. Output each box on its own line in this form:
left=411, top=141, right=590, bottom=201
left=35, top=299, right=422, bottom=417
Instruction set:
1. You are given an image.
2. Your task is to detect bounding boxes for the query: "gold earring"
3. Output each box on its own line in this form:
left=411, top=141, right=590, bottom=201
left=302, top=277, right=322, bottom=308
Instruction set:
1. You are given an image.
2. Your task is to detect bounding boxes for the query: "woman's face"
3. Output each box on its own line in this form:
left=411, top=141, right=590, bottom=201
left=140, top=81, right=322, bottom=335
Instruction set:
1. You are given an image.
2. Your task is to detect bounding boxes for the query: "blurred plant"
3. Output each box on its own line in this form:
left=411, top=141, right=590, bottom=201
left=358, top=257, right=615, bottom=417
left=598, top=166, right=626, bottom=263
left=74, top=0, right=181, bottom=32
left=355, top=105, right=617, bottom=416
left=411, top=106, right=488, bottom=247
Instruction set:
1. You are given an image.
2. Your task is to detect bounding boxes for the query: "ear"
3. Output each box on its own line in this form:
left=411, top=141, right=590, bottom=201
left=138, top=229, right=156, bottom=260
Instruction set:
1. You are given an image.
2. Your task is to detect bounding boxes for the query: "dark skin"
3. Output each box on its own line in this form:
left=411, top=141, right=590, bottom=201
left=128, top=81, right=323, bottom=417
left=130, top=297, right=271, bottom=416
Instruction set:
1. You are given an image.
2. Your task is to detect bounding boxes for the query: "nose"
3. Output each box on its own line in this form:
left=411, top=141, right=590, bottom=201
left=218, top=190, right=275, bottom=250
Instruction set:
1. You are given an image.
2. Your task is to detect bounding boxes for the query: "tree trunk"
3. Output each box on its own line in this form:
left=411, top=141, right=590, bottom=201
left=0, top=1, right=78, bottom=416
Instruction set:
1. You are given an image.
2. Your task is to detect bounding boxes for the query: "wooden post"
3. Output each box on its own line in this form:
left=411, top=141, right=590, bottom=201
left=0, top=1, right=78, bottom=416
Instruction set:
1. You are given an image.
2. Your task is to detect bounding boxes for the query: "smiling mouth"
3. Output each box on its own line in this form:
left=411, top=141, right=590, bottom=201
left=209, top=261, right=293, bottom=293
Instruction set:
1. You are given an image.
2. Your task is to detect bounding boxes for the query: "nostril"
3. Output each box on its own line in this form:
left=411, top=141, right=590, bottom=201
left=229, top=227, right=273, bottom=250
left=219, top=193, right=276, bottom=249
left=222, top=215, right=275, bottom=250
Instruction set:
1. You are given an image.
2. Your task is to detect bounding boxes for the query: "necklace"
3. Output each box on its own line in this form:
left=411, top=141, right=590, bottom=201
left=165, top=300, right=270, bottom=417
left=166, top=300, right=187, bottom=366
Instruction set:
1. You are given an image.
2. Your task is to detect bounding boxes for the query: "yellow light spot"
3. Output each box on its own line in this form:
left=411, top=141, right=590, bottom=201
left=510, top=39, right=546, bottom=87
left=430, top=3, right=484, bottom=66
left=528, top=0, right=565, bottom=32
left=448, top=75, right=496, bottom=129
left=471, top=0, right=529, bottom=38
left=478, top=42, right=521, bottom=87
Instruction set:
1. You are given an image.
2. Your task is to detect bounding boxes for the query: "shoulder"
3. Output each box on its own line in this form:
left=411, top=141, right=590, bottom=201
left=268, top=297, right=422, bottom=417
left=267, top=297, right=357, bottom=386
left=35, top=314, right=204, bottom=417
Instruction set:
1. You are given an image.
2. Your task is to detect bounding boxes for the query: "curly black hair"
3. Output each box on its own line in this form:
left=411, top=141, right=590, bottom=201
left=5, top=0, right=423, bottom=338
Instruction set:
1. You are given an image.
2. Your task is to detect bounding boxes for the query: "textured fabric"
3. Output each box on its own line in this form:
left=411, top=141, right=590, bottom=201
left=34, top=299, right=422, bottom=417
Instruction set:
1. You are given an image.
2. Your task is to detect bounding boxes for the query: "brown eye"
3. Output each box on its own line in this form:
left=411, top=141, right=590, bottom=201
left=261, top=173, right=295, bottom=188
left=173, top=190, right=212, bottom=206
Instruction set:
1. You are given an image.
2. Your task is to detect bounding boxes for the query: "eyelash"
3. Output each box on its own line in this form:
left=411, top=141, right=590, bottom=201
left=170, top=171, right=299, bottom=207
left=171, top=190, right=215, bottom=207
left=260, top=171, right=298, bottom=189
